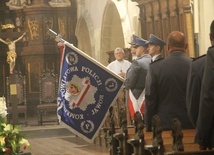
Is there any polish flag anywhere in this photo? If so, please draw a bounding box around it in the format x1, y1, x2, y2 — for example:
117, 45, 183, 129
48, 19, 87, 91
128, 89, 145, 120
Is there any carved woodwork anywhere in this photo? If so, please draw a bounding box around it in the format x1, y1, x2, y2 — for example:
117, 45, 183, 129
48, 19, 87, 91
168, 0, 179, 31
106, 109, 214, 154
145, 3, 153, 38
134, 111, 145, 154
132, 0, 195, 57
37, 70, 59, 125
152, 114, 164, 154
113, 108, 134, 155
108, 106, 118, 155
126, 111, 145, 155
171, 118, 184, 152
152, 1, 162, 37
0, 1, 77, 116
6, 71, 27, 125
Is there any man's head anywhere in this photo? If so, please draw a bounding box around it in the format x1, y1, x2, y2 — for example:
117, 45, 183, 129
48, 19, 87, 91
6, 38, 12, 44
129, 34, 141, 55
210, 20, 214, 45
114, 47, 125, 61
134, 38, 149, 57
167, 31, 187, 53
147, 34, 166, 57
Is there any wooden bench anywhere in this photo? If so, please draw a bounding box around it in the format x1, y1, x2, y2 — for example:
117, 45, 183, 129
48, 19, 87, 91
106, 107, 136, 155
106, 107, 214, 155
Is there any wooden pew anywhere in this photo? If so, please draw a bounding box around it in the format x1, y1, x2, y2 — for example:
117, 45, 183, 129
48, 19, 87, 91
143, 116, 214, 155
111, 108, 135, 155
106, 107, 214, 155
126, 111, 147, 155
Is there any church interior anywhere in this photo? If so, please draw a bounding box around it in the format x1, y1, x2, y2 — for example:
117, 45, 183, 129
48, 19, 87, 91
0, 0, 214, 154
1, 0, 211, 117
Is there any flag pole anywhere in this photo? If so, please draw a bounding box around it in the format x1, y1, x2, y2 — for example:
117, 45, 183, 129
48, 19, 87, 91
47, 29, 124, 82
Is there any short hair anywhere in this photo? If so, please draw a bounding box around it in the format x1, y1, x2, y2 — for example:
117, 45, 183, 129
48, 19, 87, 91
114, 47, 124, 54
167, 31, 186, 48
210, 20, 214, 34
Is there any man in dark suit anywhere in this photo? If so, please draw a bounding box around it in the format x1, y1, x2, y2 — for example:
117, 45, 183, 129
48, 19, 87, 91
147, 34, 166, 62
195, 20, 214, 150
186, 54, 206, 127
145, 31, 193, 131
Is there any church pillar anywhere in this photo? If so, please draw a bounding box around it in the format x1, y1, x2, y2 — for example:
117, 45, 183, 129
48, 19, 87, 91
182, 0, 195, 57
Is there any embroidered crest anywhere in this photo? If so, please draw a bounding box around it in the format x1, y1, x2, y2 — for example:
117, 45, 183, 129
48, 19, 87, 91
65, 75, 97, 111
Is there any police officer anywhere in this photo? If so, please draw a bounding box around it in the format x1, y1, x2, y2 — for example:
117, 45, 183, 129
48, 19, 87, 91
145, 31, 193, 131
125, 38, 151, 119
147, 34, 166, 62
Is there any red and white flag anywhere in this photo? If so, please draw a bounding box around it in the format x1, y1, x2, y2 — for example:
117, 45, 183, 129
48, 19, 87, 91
127, 89, 145, 120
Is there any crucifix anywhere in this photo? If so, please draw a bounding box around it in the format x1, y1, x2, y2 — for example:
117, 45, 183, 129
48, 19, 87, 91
0, 24, 25, 125
0, 25, 26, 74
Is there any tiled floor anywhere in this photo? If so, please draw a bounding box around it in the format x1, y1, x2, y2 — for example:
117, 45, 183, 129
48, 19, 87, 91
19, 116, 109, 155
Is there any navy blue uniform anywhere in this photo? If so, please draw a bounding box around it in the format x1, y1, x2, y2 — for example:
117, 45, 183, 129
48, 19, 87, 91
145, 51, 193, 131
186, 54, 206, 127
195, 46, 214, 149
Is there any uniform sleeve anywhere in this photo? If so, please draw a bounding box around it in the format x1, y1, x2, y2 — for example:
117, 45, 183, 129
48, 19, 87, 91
145, 65, 158, 131
196, 48, 214, 148
186, 62, 198, 127
124, 60, 140, 90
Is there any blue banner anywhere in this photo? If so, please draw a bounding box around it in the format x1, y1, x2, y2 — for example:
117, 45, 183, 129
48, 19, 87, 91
57, 43, 124, 143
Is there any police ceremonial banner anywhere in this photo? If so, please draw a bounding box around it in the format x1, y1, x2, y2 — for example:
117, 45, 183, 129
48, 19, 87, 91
57, 43, 124, 143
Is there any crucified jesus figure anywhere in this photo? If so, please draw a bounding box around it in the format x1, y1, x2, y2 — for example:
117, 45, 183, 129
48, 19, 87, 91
0, 32, 26, 74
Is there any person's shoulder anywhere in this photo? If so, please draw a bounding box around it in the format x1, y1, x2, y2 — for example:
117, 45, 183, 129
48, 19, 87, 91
132, 59, 139, 65
107, 60, 116, 68
193, 54, 206, 62
151, 58, 164, 65
124, 59, 131, 64
137, 54, 151, 61
108, 60, 116, 64
207, 45, 214, 53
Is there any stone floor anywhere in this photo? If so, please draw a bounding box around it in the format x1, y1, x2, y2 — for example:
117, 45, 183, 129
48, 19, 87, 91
18, 116, 109, 155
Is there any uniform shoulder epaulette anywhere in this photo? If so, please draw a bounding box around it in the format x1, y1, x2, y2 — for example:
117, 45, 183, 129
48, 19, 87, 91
151, 58, 164, 64
193, 54, 206, 61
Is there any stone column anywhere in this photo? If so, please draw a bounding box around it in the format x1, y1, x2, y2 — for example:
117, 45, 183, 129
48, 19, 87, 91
182, 0, 195, 57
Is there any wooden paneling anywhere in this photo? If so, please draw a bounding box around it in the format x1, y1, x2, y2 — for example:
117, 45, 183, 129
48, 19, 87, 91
152, 1, 162, 38
0, 1, 76, 116
133, 0, 195, 57
27, 61, 42, 93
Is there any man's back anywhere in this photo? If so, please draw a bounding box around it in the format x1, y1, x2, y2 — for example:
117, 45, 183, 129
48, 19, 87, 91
186, 55, 206, 127
145, 31, 194, 131
195, 46, 214, 149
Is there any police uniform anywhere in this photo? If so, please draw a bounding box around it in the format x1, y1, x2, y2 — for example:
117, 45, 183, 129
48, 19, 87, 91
145, 35, 193, 131
129, 34, 141, 45
148, 34, 165, 62
125, 38, 151, 99
186, 54, 206, 127
195, 45, 214, 149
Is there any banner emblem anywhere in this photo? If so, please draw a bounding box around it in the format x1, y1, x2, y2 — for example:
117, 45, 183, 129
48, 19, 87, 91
57, 44, 124, 143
